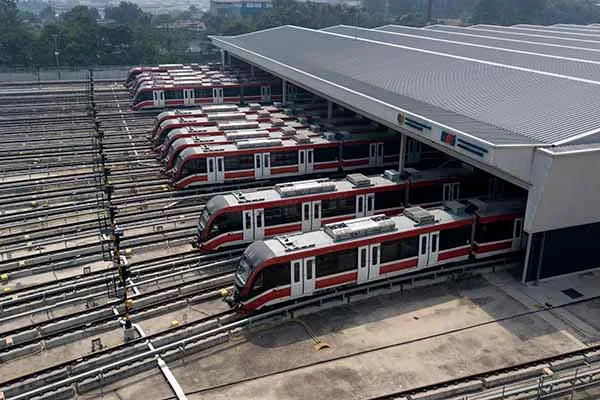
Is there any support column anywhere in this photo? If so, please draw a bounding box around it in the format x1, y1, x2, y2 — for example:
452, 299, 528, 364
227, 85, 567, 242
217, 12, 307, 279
521, 233, 533, 284
398, 132, 407, 173
282, 80, 288, 105
250, 65, 255, 78
227, 52, 231, 66
327, 100, 334, 120
220, 50, 226, 71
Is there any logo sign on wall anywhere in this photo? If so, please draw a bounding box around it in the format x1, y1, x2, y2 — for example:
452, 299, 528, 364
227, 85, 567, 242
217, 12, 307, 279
440, 130, 457, 146
397, 112, 405, 126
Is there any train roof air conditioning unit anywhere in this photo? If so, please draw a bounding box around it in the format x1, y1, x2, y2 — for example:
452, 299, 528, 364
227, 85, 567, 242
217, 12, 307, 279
292, 135, 311, 144
384, 169, 402, 183
236, 138, 283, 149
325, 215, 396, 241
275, 179, 336, 197
346, 173, 371, 187
404, 207, 435, 225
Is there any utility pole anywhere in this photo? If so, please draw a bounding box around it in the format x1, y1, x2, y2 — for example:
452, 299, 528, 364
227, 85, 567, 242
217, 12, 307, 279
52, 34, 61, 80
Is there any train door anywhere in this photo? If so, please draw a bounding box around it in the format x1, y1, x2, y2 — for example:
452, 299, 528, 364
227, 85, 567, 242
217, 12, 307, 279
357, 246, 369, 284
287, 85, 298, 101
290, 258, 316, 298
443, 183, 460, 202
260, 85, 272, 102
298, 149, 313, 174
254, 153, 271, 179
355, 194, 375, 217
183, 89, 195, 106
152, 90, 165, 107
212, 87, 224, 104
417, 232, 440, 268
368, 244, 381, 280
512, 218, 523, 250
368, 143, 384, 166
407, 139, 421, 163
301, 201, 322, 232
206, 157, 224, 184
242, 209, 265, 241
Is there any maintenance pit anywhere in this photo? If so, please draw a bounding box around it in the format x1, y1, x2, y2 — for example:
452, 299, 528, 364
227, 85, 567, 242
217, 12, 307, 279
83, 268, 600, 400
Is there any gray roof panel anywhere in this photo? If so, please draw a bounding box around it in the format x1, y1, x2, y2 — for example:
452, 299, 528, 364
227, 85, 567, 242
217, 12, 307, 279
377, 24, 600, 62
516, 24, 600, 34
324, 25, 600, 81
426, 25, 600, 51
471, 24, 600, 41
214, 26, 600, 145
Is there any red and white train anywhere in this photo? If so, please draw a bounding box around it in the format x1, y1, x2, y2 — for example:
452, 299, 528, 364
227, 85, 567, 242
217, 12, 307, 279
196, 167, 494, 251
169, 131, 401, 190
228, 198, 525, 311
125, 64, 220, 87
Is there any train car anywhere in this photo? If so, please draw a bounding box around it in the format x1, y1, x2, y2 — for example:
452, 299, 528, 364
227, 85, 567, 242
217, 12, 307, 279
195, 166, 500, 251
228, 198, 524, 311
154, 107, 296, 148
163, 127, 310, 168
169, 132, 400, 190
197, 173, 408, 250
153, 104, 243, 131
125, 64, 219, 87
132, 80, 282, 110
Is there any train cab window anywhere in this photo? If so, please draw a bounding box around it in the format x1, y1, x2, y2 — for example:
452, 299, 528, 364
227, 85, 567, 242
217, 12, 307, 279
314, 203, 320, 219
381, 237, 419, 263
245, 213, 251, 229
304, 204, 309, 220
181, 158, 207, 177
439, 226, 471, 250
252, 272, 263, 291
207, 213, 243, 240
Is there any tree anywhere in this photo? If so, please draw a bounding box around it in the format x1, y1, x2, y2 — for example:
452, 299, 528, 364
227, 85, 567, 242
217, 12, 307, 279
0, 0, 34, 64
39, 4, 55, 20
105, 1, 144, 25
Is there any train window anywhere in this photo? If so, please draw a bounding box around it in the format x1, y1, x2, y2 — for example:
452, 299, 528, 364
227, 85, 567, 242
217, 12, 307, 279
264, 204, 301, 226
314, 147, 338, 163
474, 219, 515, 243
358, 197, 364, 214
306, 259, 313, 280
343, 144, 369, 160
304, 204, 309, 220
299, 151, 305, 164
421, 236, 427, 255
360, 248, 367, 268
321, 197, 355, 218
431, 235, 437, 252
252, 272, 263, 291
256, 213, 262, 228
207, 213, 243, 240
384, 140, 401, 156
372, 247, 379, 265
378, 144, 384, 157
217, 158, 223, 172
248, 263, 290, 297
367, 196, 373, 212
208, 159, 214, 173
224, 87, 239, 98
409, 184, 443, 205
181, 158, 208, 177
375, 190, 405, 211
264, 155, 269, 168
165, 90, 182, 100
314, 203, 320, 219
308, 151, 313, 163
371, 146, 376, 157
255, 154, 261, 169
245, 213, 251, 229
245, 86, 261, 97
380, 237, 419, 263
316, 248, 358, 278
294, 263, 300, 282
224, 154, 254, 171
271, 152, 298, 167
194, 88, 211, 98
439, 226, 471, 251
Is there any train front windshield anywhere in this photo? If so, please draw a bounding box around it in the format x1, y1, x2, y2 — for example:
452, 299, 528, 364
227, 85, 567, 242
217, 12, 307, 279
197, 207, 211, 237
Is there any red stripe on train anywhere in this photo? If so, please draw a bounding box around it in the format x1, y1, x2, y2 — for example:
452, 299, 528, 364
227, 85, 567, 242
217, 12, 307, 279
379, 258, 418, 275
201, 232, 244, 251
225, 170, 254, 179
438, 246, 471, 261
315, 271, 357, 289
473, 240, 512, 253
265, 224, 302, 236
243, 287, 291, 310
271, 166, 299, 174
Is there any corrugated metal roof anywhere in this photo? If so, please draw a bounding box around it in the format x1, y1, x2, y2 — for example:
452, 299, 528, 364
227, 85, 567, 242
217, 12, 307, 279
515, 24, 600, 34
425, 25, 600, 51
470, 24, 600, 41
325, 25, 600, 81
213, 25, 600, 145
376, 24, 600, 63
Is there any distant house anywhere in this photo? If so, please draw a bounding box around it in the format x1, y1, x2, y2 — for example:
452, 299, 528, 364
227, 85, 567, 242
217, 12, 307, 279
209, 0, 272, 16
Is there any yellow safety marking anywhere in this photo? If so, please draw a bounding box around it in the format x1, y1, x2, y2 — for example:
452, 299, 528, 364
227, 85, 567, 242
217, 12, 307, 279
313, 342, 330, 351
162, 185, 169, 191
1, 274, 9, 281
2, 287, 12, 293
125, 248, 133, 255
219, 288, 230, 297
171, 320, 180, 327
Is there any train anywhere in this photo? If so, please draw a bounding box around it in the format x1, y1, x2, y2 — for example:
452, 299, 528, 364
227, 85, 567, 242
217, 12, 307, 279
168, 131, 401, 190
195, 167, 496, 251
132, 80, 282, 110
125, 64, 220, 87
227, 198, 525, 311
153, 106, 296, 149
